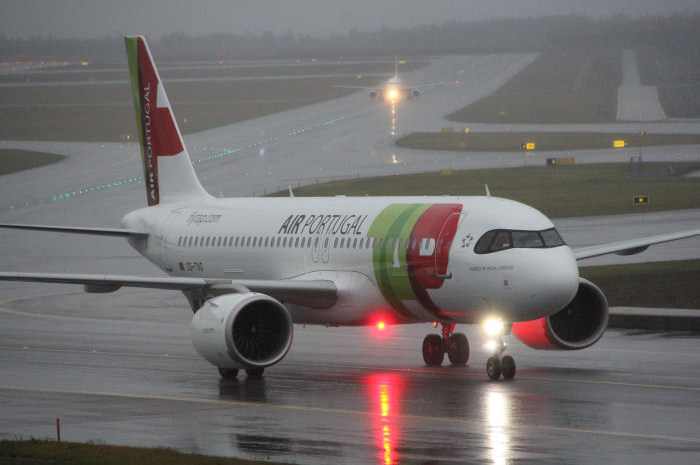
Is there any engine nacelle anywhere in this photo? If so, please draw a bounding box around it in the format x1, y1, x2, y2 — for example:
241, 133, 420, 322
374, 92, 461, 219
411, 89, 420, 97
190, 293, 293, 370
369, 90, 378, 99
511, 278, 608, 350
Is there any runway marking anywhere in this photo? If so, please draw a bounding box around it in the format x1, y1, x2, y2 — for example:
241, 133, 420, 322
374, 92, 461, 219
0, 345, 199, 361
0, 384, 698, 445
517, 375, 700, 392
0, 293, 185, 326
1, 343, 698, 392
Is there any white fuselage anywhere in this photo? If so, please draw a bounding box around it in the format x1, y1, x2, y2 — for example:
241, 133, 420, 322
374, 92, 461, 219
122, 195, 579, 326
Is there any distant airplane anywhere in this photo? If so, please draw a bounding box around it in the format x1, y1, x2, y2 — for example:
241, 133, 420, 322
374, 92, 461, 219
2, 36, 699, 381
337, 56, 428, 101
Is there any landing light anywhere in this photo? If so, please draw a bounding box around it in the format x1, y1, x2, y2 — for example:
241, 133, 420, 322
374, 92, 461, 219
483, 318, 504, 337
387, 89, 398, 100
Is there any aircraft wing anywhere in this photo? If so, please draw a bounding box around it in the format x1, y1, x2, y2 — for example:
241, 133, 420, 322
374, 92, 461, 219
573, 229, 700, 260
0, 272, 337, 308
334, 85, 376, 90
0, 223, 148, 238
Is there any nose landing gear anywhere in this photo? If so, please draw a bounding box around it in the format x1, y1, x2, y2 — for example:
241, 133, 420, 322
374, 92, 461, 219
484, 320, 516, 381
422, 323, 470, 367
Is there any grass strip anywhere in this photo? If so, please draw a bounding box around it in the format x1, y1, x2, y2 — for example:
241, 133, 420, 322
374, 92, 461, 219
0, 439, 282, 465
395, 132, 700, 152
581, 259, 700, 309
0, 149, 65, 175
447, 50, 621, 124
272, 162, 700, 218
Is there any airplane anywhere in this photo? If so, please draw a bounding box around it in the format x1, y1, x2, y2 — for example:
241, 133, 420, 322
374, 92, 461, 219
1, 36, 699, 381
337, 56, 426, 101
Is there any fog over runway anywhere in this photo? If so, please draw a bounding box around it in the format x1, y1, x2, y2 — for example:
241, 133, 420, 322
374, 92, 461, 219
1, 52, 699, 462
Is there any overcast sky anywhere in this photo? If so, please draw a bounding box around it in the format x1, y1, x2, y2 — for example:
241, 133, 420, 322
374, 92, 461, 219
2, 0, 699, 39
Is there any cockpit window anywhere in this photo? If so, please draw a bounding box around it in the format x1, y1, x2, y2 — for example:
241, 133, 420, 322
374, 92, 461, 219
512, 231, 544, 248
540, 228, 565, 247
475, 228, 565, 254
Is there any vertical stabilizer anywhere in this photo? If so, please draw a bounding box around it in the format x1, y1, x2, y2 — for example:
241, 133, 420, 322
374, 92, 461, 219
394, 56, 399, 79
125, 35, 210, 206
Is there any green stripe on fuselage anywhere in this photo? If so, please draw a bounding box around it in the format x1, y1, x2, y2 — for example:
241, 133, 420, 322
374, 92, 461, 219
368, 203, 431, 318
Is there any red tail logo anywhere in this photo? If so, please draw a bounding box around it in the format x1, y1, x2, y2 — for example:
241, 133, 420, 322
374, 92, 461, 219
135, 37, 183, 205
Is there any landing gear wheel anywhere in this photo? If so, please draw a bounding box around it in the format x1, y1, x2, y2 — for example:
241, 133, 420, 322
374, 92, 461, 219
218, 368, 239, 379
245, 368, 265, 378
501, 356, 516, 380
486, 356, 501, 380
422, 334, 445, 366
447, 333, 469, 366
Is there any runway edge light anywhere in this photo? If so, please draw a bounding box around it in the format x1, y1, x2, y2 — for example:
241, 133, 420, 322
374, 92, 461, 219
634, 196, 649, 205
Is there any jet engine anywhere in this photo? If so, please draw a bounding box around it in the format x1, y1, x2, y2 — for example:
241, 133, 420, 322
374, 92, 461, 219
191, 293, 293, 370
369, 90, 378, 99
511, 278, 608, 350
411, 89, 420, 98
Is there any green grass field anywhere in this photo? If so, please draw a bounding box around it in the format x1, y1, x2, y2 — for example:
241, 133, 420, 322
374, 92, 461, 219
0, 149, 65, 175
396, 132, 700, 152
0, 60, 424, 142
447, 50, 621, 124
580, 260, 700, 309
272, 162, 700, 219
0, 439, 281, 465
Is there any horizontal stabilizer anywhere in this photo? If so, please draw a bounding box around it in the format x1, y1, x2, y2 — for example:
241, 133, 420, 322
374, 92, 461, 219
0, 223, 149, 238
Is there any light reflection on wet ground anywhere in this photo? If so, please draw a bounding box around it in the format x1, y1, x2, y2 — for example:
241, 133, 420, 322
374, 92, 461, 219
1, 294, 699, 464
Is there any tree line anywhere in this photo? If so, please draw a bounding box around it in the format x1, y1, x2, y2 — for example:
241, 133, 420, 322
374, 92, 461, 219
1, 13, 697, 61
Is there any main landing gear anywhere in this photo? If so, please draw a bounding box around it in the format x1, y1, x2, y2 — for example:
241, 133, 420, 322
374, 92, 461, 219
484, 320, 516, 381
422, 323, 470, 367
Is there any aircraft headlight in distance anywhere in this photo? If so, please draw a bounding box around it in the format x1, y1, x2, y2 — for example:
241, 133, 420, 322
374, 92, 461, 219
388, 88, 399, 100
483, 318, 504, 337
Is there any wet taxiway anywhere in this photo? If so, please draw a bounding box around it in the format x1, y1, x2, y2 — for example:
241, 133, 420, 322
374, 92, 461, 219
1, 290, 699, 463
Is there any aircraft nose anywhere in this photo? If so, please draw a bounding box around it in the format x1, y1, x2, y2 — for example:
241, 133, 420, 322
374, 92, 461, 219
532, 247, 579, 309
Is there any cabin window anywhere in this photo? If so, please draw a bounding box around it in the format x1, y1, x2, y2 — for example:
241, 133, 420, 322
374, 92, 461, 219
419, 238, 436, 256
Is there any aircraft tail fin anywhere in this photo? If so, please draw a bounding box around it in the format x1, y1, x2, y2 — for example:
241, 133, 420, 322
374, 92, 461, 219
394, 56, 399, 78
124, 35, 210, 206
